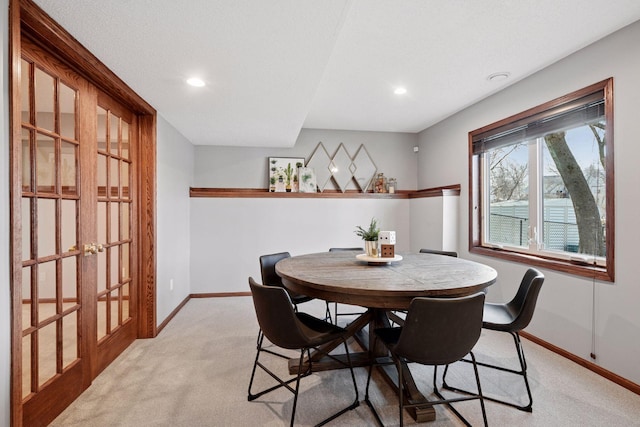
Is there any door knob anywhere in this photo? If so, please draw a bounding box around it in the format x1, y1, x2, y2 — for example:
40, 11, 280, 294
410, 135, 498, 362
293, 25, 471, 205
83, 243, 105, 256
83, 243, 97, 256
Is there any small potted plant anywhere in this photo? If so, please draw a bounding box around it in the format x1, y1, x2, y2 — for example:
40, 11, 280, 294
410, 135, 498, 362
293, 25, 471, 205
284, 163, 294, 192
355, 217, 380, 257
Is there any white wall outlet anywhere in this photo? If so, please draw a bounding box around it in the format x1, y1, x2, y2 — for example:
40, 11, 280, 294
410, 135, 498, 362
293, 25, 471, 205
169, 279, 174, 291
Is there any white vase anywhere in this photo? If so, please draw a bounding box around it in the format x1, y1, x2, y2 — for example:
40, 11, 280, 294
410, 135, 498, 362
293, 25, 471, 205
365, 240, 379, 257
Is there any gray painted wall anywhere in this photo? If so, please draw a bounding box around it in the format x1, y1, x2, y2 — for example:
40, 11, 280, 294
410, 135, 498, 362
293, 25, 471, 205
193, 128, 418, 191
417, 20, 640, 384
156, 115, 194, 323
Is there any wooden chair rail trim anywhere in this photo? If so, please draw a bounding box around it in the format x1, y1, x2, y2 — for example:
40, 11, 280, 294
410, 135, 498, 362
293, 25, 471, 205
189, 185, 461, 199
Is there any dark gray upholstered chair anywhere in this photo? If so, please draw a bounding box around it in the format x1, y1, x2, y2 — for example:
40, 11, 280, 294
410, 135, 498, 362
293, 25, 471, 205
443, 268, 545, 412
365, 293, 488, 427
328, 247, 365, 325
260, 252, 331, 321
419, 248, 459, 257
247, 278, 359, 427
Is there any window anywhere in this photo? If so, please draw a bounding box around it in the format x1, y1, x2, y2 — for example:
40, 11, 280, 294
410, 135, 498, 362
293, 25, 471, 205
469, 79, 614, 281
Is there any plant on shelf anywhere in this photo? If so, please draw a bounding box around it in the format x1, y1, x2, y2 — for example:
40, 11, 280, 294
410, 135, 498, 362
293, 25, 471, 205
284, 163, 294, 192
355, 218, 380, 257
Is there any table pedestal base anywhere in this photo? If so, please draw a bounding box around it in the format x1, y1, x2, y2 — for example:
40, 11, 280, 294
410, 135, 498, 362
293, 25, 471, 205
288, 308, 436, 423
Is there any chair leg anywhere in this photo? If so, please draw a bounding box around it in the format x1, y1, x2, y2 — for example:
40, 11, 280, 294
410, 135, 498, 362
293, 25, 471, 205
255, 328, 262, 348
397, 358, 405, 427
325, 301, 333, 324
441, 331, 533, 412
249, 333, 358, 426
333, 302, 365, 326
511, 331, 533, 411
367, 350, 488, 426
433, 366, 472, 427
432, 357, 487, 427
289, 349, 306, 427
315, 338, 360, 427
469, 352, 489, 427
248, 333, 304, 402
364, 337, 385, 427
247, 333, 264, 400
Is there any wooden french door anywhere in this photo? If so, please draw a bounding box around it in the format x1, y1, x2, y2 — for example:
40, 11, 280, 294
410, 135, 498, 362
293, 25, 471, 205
94, 92, 138, 374
16, 38, 138, 426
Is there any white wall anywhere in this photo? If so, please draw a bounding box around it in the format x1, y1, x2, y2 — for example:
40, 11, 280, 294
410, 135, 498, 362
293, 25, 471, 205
416, 20, 640, 384
409, 195, 460, 253
1, 0, 11, 423
156, 115, 194, 323
194, 128, 419, 191
190, 197, 410, 294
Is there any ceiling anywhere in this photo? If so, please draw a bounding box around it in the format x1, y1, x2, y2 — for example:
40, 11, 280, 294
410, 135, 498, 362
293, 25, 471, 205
33, 0, 640, 148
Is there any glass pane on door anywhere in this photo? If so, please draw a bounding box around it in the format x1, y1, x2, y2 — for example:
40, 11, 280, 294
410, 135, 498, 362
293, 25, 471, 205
96, 106, 133, 338
59, 81, 76, 140
61, 141, 78, 195
34, 67, 55, 132
22, 335, 31, 399
21, 198, 31, 261
36, 134, 55, 193
22, 128, 32, 192
37, 199, 56, 258
97, 106, 107, 152
38, 322, 57, 387
62, 312, 79, 369
61, 200, 77, 254
37, 261, 56, 323
21, 59, 31, 123
20, 54, 83, 403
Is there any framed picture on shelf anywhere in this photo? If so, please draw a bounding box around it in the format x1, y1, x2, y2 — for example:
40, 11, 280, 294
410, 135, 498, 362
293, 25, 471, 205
297, 167, 317, 193
268, 157, 305, 192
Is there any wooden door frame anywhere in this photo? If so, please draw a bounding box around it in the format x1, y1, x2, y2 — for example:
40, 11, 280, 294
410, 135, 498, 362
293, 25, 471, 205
9, 1, 158, 425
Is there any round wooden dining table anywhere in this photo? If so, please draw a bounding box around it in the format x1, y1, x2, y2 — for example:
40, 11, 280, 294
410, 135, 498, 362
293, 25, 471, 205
276, 250, 497, 309
276, 250, 497, 423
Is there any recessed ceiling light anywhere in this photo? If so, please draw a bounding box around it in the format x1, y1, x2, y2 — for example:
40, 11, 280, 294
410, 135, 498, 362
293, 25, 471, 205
487, 72, 510, 82
186, 77, 206, 87
394, 87, 407, 95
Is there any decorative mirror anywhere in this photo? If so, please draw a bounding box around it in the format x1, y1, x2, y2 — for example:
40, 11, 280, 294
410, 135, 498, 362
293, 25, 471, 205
330, 144, 354, 192
306, 142, 332, 192
352, 145, 377, 192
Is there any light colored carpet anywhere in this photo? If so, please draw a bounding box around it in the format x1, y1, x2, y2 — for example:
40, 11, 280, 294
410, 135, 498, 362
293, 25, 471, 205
51, 297, 640, 426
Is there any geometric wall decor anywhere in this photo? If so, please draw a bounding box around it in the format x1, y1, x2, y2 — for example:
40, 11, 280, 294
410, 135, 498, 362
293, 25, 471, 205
330, 143, 354, 192
351, 145, 377, 192
307, 142, 377, 193
306, 142, 333, 192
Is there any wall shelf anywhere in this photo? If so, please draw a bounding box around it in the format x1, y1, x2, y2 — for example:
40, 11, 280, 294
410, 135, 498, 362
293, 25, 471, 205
189, 185, 460, 199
